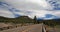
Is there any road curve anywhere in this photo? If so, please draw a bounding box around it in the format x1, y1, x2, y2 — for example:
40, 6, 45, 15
0, 24, 43, 32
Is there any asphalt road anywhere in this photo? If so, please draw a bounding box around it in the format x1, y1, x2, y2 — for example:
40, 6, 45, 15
0, 24, 43, 32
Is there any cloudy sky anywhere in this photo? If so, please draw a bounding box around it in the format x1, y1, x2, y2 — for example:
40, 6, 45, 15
0, 0, 60, 20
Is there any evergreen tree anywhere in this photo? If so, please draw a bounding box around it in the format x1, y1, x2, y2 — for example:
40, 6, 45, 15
34, 16, 37, 24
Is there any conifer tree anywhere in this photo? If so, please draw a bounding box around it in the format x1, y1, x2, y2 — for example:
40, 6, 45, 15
34, 16, 37, 24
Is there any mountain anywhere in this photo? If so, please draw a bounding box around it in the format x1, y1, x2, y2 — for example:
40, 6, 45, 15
34, 14, 60, 23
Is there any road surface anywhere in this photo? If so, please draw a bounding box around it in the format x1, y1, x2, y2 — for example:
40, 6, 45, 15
0, 24, 43, 32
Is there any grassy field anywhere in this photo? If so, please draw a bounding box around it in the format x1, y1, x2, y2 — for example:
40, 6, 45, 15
55, 25, 60, 32
45, 25, 60, 32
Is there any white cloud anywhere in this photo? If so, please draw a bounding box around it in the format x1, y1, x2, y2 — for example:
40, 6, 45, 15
0, 8, 15, 18
0, 0, 60, 19
3, 0, 53, 10
26, 10, 60, 19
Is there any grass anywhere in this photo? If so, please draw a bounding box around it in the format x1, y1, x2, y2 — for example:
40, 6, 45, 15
55, 25, 60, 32
55, 25, 60, 28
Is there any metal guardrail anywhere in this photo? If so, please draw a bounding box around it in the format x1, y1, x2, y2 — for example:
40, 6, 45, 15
43, 26, 46, 32
42, 23, 46, 32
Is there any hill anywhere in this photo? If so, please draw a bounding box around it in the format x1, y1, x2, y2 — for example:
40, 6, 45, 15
0, 16, 60, 25
0, 16, 34, 24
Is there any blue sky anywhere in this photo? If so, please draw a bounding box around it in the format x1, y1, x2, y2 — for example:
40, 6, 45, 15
0, 0, 60, 20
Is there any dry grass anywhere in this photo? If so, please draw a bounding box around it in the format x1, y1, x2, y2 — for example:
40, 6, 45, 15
0, 24, 42, 32
0, 23, 34, 31
55, 25, 60, 32
0, 23, 12, 28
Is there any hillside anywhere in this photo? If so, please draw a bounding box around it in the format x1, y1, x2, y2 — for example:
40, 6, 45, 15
0, 16, 34, 24
0, 16, 60, 25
